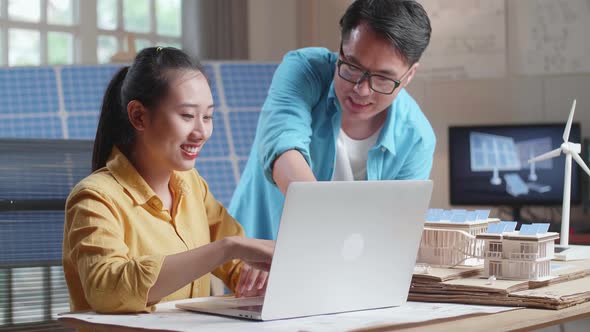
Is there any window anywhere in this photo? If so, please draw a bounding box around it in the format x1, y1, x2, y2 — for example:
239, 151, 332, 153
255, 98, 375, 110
0, 0, 182, 66
0, 0, 77, 66
95, 0, 182, 63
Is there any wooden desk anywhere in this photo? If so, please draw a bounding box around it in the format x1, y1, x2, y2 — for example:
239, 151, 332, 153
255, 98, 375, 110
59, 301, 590, 332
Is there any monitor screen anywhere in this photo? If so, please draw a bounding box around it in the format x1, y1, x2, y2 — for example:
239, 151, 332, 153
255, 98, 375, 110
449, 123, 582, 205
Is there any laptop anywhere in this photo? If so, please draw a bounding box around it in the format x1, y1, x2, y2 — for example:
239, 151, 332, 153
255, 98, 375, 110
177, 180, 433, 321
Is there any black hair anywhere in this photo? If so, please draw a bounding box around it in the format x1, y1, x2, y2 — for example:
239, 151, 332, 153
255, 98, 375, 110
92, 47, 206, 171
339, 0, 431, 65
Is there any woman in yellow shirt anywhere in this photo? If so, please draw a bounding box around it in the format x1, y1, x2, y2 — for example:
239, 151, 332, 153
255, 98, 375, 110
62, 47, 273, 314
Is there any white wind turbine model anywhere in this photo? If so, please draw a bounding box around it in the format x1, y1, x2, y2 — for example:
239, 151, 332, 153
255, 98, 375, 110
528, 100, 590, 261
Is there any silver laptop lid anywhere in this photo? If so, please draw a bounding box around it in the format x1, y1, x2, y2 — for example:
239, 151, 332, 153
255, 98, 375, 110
261, 180, 433, 320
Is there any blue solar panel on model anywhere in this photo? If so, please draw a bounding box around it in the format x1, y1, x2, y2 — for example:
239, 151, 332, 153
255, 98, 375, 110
61, 65, 124, 112
229, 111, 260, 157
67, 113, 100, 139
0, 116, 63, 138
198, 112, 230, 158
0, 211, 65, 264
220, 64, 277, 108
203, 64, 220, 106
0, 67, 59, 115
195, 160, 235, 207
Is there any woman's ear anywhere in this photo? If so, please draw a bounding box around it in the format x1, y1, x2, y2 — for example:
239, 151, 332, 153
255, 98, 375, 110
127, 100, 148, 131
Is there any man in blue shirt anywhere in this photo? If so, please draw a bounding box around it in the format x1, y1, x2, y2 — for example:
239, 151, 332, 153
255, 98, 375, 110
229, 0, 435, 239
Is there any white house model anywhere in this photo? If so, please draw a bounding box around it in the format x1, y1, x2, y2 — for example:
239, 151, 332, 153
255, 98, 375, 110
476, 222, 559, 281
417, 209, 500, 267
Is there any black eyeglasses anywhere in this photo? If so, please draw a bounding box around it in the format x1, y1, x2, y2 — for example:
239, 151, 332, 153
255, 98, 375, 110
337, 49, 411, 95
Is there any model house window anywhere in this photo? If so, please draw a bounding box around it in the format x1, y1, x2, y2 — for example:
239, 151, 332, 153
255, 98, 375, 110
0, 0, 182, 66
520, 243, 537, 254
539, 243, 546, 257
489, 242, 502, 253
490, 261, 501, 276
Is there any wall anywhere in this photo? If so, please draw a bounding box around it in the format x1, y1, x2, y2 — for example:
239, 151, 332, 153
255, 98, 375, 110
248, 0, 298, 61
409, 75, 590, 219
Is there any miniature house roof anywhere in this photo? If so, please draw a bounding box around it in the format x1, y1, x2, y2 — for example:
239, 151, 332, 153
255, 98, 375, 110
478, 222, 559, 242
425, 209, 498, 229
476, 221, 517, 240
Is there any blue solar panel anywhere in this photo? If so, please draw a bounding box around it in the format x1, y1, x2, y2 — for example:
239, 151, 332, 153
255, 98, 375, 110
425, 208, 443, 222
203, 64, 220, 107
470, 132, 521, 172
61, 65, 124, 112
195, 160, 236, 207
0, 211, 65, 264
476, 210, 491, 221
67, 113, 100, 139
0, 139, 93, 201
519, 224, 539, 235
0, 116, 63, 138
229, 111, 260, 157
238, 158, 249, 176
220, 64, 277, 108
199, 112, 230, 158
0, 67, 60, 115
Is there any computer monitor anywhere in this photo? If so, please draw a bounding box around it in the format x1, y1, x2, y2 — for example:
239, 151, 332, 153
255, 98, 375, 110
449, 123, 582, 209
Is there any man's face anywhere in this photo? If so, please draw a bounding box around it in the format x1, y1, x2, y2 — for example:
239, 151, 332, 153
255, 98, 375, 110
334, 22, 417, 124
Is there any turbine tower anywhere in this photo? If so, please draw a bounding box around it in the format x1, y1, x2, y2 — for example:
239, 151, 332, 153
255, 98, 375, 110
528, 100, 590, 259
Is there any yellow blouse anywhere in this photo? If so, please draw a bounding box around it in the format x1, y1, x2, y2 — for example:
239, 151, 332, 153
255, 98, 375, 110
62, 147, 244, 313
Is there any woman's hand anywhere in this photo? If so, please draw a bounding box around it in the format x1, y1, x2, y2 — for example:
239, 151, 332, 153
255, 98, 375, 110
227, 237, 275, 271
225, 237, 275, 297
235, 263, 268, 297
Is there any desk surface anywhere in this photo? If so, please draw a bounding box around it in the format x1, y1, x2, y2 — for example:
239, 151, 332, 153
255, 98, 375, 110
60, 301, 590, 332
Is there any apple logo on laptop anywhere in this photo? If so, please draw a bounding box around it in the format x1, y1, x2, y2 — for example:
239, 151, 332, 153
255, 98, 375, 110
341, 233, 364, 261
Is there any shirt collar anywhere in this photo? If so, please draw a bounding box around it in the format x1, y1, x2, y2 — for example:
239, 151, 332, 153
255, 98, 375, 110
106, 146, 190, 206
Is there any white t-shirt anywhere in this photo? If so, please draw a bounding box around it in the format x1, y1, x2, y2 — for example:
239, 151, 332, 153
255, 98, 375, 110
332, 127, 382, 181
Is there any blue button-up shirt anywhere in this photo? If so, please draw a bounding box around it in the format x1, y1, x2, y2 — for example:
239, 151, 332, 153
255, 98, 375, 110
228, 47, 436, 240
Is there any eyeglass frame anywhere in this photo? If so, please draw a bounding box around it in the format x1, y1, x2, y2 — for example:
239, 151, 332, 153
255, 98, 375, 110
337, 45, 412, 95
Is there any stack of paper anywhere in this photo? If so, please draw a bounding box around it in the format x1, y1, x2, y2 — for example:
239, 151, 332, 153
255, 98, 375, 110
410, 260, 590, 309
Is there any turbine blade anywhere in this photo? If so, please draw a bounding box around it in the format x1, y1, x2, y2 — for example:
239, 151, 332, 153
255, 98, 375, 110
528, 148, 562, 163
572, 152, 590, 177
563, 99, 576, 142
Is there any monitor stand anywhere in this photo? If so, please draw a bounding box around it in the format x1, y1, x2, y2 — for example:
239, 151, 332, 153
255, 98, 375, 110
553, 245, 590, 261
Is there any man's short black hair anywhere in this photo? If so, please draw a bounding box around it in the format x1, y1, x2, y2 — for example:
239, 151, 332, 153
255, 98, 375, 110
339, 0, 431, 65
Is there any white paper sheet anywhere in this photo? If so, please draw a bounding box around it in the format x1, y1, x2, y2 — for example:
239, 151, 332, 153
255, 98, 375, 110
59, 298, 520, 332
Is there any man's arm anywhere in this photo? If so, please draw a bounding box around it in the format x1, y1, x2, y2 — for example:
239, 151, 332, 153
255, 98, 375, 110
256, 49, 335, 188
272, 149, 317, 195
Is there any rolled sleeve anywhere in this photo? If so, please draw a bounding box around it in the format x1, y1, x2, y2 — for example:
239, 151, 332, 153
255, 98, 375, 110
257, 50, 327, 184
65, 188, 165, 313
